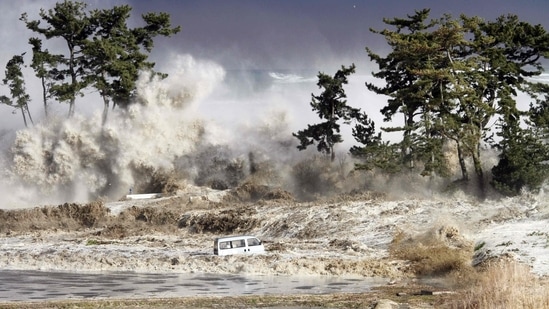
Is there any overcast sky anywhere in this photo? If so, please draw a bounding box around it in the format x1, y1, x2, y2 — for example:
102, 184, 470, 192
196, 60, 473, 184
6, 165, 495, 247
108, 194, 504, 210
121, 0, 549, 71
2, 1, 549, 72
0, 0, 548, 130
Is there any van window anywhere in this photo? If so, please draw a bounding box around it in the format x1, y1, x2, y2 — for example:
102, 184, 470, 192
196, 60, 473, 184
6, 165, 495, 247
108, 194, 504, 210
247, 238, 261, 246
219, 241, 231, 249
232, 239, 246, 248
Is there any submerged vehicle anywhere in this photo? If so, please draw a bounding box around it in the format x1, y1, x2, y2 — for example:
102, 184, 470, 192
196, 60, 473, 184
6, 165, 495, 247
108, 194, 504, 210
213, 235, 265, 256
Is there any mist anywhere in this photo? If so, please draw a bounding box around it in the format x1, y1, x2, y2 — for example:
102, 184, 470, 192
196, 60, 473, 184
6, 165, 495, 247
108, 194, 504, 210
0, 50, 362, 208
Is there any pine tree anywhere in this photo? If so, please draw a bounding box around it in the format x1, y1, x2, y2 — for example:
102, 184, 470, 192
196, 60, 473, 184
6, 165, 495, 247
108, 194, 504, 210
0, 54, 33, 127
366, 10, 549, 196
293, 64, 358, 162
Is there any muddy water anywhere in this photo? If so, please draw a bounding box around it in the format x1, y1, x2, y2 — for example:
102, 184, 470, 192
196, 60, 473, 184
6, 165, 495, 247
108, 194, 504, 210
0, 270, 386, 302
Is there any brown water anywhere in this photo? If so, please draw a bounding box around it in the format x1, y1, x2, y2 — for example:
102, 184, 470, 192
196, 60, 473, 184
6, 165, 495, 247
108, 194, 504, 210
0, 270, 386, 302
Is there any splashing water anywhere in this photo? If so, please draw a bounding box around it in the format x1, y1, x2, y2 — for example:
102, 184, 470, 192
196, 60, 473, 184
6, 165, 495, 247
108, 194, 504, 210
1, 55, 228, 207
0, 52, 456, 209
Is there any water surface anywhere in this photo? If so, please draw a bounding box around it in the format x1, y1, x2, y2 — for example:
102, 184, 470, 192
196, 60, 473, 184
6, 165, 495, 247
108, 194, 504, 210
0, 270, 385, 302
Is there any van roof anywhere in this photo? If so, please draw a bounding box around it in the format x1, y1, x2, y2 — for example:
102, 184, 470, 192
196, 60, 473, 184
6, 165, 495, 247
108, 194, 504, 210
214, 235, 259, 241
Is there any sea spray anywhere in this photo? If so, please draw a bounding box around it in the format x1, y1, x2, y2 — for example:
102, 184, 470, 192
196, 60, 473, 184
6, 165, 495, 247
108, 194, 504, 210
1, 53, 374, 208
1, 55, 226, 207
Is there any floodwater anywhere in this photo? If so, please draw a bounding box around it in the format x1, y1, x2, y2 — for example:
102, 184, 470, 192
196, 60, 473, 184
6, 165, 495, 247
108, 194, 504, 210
0, 270, 385, 302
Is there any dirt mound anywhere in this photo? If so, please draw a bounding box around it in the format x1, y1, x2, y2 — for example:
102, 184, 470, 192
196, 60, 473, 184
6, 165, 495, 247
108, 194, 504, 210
0, 193, 264, 238
0, 201, 109, 233
262, 188, 295, 201
121, 206, 180, 226
93, 224, 130, 239
329, 239, 369, 253
141, 171, 186, 195
225, 182, 294, 202
99, 204, 185, 236
389, 225, 474, 278
178, 206, 260, 234
0, 197, 189, 237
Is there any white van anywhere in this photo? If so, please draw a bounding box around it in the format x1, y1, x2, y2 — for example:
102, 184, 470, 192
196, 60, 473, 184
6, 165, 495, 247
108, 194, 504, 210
213, 235, 265, 256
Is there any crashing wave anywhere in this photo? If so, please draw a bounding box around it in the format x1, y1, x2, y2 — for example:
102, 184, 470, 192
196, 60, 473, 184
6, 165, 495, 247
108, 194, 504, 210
2, 54, 226, 207
268, 72, 316, 84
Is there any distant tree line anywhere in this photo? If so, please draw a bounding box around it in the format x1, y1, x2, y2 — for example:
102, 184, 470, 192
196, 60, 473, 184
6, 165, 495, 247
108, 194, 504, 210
294, 9, 549, 197
0, 0, 180, 125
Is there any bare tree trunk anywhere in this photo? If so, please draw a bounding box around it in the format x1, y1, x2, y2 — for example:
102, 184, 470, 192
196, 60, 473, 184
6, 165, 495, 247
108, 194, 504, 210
68, 45, 76, 118
471, 144, 485, 198
331, 102, 335, 162
102, 95, 109, 126
25, 104, 34, 126
456, 140, 469, 181
41, 76, 48, 118
20, 106, 28, 128
403, 112, 415, 168
68, 99, 75, 118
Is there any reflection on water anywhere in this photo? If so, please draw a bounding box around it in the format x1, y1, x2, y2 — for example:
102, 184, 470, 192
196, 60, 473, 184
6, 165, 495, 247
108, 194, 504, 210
0, 270, 386, 302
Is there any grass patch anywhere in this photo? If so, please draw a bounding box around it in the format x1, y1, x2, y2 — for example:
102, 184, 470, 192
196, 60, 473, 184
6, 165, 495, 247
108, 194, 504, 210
86, 239, 100, 246
389, 228, 474, 278
389, 228, 549, 308
85, 239, 113, 246
448, 259, 549, 308
474, 241, 485, 251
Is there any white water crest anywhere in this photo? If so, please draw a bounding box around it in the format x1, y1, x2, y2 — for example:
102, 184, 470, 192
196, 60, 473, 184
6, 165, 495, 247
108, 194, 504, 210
1, 55, 227, 208
268, 72, 316, 83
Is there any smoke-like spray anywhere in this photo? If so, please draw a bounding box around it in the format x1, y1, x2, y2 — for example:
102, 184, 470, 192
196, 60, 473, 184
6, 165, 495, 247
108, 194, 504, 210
0, 52, 335, 208
1, 55, 230, 208
0, 51, 468, 209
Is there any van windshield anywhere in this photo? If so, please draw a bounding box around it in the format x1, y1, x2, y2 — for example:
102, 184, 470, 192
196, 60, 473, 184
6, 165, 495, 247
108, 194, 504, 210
247, 238, 261, 246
